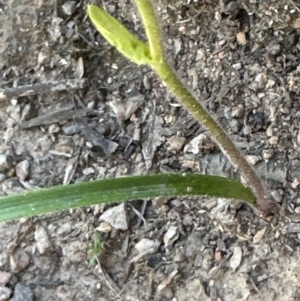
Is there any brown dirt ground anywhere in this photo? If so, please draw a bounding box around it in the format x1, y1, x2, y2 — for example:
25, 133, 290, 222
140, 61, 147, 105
1, 0, 300, 300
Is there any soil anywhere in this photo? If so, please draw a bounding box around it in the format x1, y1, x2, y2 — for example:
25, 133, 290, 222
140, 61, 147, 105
1, 0, 300, 300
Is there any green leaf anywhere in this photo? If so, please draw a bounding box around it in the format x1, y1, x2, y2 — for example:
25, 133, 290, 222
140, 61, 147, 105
87, 5, 152, 65
0, 174, 255, 222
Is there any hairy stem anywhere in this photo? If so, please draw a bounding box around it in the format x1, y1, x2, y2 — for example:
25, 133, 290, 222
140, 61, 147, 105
134, 0, 165, 62
154, 62, 275, 214
134, 0, 276, 215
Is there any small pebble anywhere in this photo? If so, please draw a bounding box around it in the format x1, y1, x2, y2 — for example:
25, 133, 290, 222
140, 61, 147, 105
62, 122, 79, 135
21, 103, 37, 122
292, 17, 300, 29
10, 99, 18, 106
292, 178, 300, 189
253, 228, 266, 244
236, 32, 247, 45
232, 63, 242, 70
96, 222, 112, 233
171, 199, 182, 207
0, 287, 11, 301
143, 75, 151, 89
108, 93, 144, 121
34, 225, 51, 254
271, 190, 283, 203
246, 155, 260, 166
55, 141, 73, 155
0, 271, 11, 285
87, 101, 95, 109
62, 1, 76, 15
13, 283, 33, 301
160, 204, 170, 213
15, 160, 29, 181
267, 42, 281, 56
86, 141, 93, 148
99, 203, 128, 231
82, 167, 95, 176
10, 249, 30, 273
231, 104, 244, 118
48, 124, 60, 134
0, 173, 5, 183
0, 155, 11, 172
135, 238, 160, 254
218, 39, 226, 46
167, 136, 186, 152
296, 130, 300, 146
262, 149, 274, 160
75, 57, 84, 79
152, 197, 169, 210
215, 251, 222, 261
266, 126, 273, 137
163, 226, 179, 248
184, 133, 215, 155
230, 246, 242, 271
269, 136, 278, 145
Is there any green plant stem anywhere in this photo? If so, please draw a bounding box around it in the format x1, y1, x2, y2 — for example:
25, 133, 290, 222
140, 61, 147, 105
153, 62, 275, 214
134, 0, 276, 215
134, 0, 165, 62
0, 174, 254, 222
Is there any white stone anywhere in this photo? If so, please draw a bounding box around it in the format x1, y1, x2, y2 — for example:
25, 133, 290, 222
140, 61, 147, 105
232, 63, 242, 70
0, 287, 11, 301
262, 149, 273, 160
82, 167, 95, 175
163, 226, 179, 248
167, 136, 186, 152
271, 190, 283, 203
99, 203, 128, 231
292, 178, 300, 189
16, 160, 29, 181
253, 229, 266, 244
230, 246, 242, 271
246, 155, 260, 166
0, 155, 9, 172
96, 222, 112, 233
34, 225, 51, 254
135, 238, 160, 254
0, 174, 5, 183
184, 133, 215, 155
0, 271, 11, 285
269, 136, 278, 145
62, 1, 76, 15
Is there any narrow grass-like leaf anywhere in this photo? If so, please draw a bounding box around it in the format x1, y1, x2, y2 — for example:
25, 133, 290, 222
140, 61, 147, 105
0, 174, 255, 222
87, 5, 152, 64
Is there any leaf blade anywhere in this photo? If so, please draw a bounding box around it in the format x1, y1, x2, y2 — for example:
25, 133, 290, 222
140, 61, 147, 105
87, 5, 152, 64
0, 174, 255, 222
